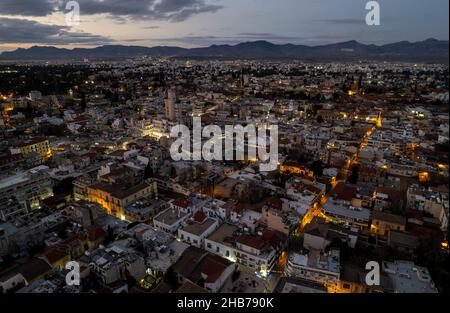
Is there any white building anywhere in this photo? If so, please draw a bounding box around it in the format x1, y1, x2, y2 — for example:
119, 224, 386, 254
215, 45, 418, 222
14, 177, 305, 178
382, 260, 438, 293
286, 249, 340, 287
204, 224, 280, 275
178, 211, 219, 248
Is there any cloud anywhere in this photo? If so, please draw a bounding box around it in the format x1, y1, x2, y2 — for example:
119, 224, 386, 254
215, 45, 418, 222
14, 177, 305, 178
0, 0, 56, 16
0, 0, 223, 22
0, 17, 111, 44
152, 35, 240, 46
142, 25, 161, 30
322, 18, 365, 25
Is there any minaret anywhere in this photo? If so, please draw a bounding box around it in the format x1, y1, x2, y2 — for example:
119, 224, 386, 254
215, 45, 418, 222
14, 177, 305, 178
165, 88, 176, 121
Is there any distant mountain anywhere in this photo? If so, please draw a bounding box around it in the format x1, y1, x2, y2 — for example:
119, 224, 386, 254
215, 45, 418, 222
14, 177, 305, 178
0, 39, 448, 63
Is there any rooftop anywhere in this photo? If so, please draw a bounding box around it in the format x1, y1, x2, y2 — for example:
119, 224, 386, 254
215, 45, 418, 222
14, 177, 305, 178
323, 201, 371, 222
153, 206, 189, 226
382, 260, 437, 293
181, 217, 217, 236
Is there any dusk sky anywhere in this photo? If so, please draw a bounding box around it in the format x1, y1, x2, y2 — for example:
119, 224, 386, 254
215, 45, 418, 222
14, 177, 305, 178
0, 0, 448, 52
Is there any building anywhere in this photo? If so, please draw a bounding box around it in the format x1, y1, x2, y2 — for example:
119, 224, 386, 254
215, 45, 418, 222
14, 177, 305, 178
178, 211, 219, 248
65, 201, 104, 228
28, 90, 42, 101
260, 198, 298, 235
165, 88, 177, 121
172, 246, 234, 292
373, 187, 406, 211
0, 165, 53, 211
17, 138, 51, 159
199, 255, 234, 292
0, 257, 52, 293
124, 198, 167, 223
73, 174, 98, 201
286, 249, 340, 290
204, 224, 281, 275
337, 262, 394, 293
0, 216, 47, 257
0, 197, 27, 222
80, 245, 146, 285
153, 202, 192, 234
382, 261, 438, 293
87, 180, 157, 218
275, 277, 327, 293
406, 184, 449, 231
370, 211, 407, 236
303, 217, 358, 250
323, 201, 371, 229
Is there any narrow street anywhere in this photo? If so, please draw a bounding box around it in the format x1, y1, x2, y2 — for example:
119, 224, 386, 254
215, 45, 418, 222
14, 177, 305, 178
300, 122, 379, 232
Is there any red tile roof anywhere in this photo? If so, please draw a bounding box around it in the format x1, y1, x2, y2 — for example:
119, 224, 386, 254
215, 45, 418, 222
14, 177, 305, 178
374, 187, 405, 201
193, 211, 207, 223
236, 234, 268, 251
200, 255, 232, 283
265, 197, 283, 210
41, 248, 69, 264
330, 183, 357, 202
173, 198, 189, 209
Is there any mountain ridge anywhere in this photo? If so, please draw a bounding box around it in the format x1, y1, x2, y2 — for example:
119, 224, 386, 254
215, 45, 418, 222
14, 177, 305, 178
0, 39, 448, 63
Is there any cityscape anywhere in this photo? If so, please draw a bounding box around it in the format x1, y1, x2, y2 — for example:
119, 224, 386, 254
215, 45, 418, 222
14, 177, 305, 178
0, 0, 449, 297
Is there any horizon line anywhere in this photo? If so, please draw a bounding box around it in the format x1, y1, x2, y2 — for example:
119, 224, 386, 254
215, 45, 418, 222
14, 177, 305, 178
2, 37, 449, 53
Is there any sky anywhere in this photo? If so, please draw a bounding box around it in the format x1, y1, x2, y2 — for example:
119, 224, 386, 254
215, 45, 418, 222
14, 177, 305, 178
0, 0, 448, 52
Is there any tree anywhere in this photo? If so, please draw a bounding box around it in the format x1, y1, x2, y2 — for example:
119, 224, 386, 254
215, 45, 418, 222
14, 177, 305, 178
165, 268, 179, 289
104, 225, 115, 245
348, 165, 359, 184
310, 160, 324, 177
232, 269, 241, 282
287, 234, 304, 253
80, 93, 87, 111
53, 177, 74, 196
125, 269, 137, 289
144, 163, 154, 179
415, 238, 449, 293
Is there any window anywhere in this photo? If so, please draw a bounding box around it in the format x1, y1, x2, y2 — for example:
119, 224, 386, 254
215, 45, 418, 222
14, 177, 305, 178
343, 283, 350, 289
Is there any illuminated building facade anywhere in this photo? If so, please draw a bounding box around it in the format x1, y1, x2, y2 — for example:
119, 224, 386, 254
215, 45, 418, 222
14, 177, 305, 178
87, 180, 158, 219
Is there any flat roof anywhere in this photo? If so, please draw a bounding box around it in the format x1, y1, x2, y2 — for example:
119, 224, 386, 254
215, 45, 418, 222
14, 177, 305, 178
323, 202, 371, 222
181, 218, 217, 236
0, 165, 49, 190
154, 207, 189, 226
207, 223, 239, 245
383, 261, 437, 293
125, 199, 165, 214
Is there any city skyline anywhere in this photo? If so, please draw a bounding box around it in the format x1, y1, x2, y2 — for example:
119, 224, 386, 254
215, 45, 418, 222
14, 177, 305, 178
0, 0, 449, 53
